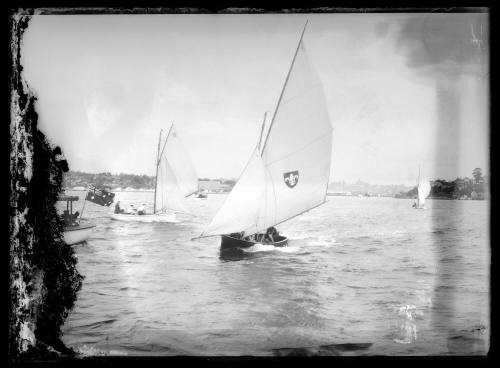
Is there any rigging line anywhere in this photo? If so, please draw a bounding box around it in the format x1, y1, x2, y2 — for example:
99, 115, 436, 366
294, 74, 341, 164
272, 199, 327, 229
153, 129, 163, 213
261, 20, 309, 155
264, 128, 333, 166
246, 198, 328, 237
158, 122, 174, 165
257, 111, 268, 153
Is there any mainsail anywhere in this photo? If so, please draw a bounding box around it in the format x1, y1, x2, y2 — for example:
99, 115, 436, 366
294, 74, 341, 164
415, 167, 431, 208
417, 179, 431, 208
201, 25, 332, 237
154, 124, 198, 214
162, 124, 199, 197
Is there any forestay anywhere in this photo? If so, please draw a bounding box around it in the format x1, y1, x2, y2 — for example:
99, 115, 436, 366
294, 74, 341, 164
201, 39, 332, 237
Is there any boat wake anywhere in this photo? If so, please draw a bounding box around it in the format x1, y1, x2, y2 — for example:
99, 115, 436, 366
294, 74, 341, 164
111, 213, 179, 223
281, 233, 309, 240
243, 243, 301, 253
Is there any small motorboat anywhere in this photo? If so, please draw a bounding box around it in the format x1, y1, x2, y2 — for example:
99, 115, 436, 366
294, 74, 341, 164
58, 195, 95, 245
63, 222, 95, 245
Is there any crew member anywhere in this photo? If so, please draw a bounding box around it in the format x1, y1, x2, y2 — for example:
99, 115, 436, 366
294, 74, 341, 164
126, 204, 136, 214
72, 211, 80, 226
62, 210, 71, 226
137, 203, 146, 215
265, 227, 278, 243
114, 201, 124, 214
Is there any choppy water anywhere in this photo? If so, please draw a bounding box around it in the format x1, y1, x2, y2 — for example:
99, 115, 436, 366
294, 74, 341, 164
60, 192, 490, 356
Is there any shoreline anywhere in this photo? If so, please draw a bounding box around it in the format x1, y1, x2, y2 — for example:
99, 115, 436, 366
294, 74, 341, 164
64, 188, 229, 194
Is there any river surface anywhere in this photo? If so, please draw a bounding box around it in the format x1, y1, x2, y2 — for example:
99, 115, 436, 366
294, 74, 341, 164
60, 192, 490, 356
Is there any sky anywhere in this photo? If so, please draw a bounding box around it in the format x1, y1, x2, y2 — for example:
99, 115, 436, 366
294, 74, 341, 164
20, 12, 489, 185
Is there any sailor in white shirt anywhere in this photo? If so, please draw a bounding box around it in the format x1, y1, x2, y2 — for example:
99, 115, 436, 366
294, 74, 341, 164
137, 203, 146, 215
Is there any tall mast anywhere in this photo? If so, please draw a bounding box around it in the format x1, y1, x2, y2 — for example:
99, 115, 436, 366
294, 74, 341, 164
156, 122, 175, 213
153, 129, 163, 213
260, 20, 309, 155
257, 111, 268, 153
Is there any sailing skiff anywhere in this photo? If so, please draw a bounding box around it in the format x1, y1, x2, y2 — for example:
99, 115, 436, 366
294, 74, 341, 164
413, 167, 431, 209
196, 21, 333, 253
111, 123, 198, 222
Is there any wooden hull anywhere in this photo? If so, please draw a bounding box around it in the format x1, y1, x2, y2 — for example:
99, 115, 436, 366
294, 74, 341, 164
220, 234, 288, 251
111, 212, 178, 223
63, 223, 95, 245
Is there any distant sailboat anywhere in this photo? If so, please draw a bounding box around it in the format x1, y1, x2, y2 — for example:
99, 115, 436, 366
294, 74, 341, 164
195, 21, 333, 253
413, 167, 431, 209
112, 124, 198, 222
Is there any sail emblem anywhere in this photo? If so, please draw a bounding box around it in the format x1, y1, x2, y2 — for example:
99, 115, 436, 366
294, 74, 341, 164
284, 171, 299, 188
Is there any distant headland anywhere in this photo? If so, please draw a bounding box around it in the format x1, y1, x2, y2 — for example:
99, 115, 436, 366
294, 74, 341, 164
328, 168, 488, 200
63, 167, 488, 200
63, 171, 236, 193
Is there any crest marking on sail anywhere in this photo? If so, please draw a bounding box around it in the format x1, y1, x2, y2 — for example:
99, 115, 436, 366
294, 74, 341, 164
283, 171, 299, 188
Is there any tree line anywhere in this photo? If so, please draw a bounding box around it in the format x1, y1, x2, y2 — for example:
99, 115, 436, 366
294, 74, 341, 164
395, 168, 488, 200
63, 171, 236, 190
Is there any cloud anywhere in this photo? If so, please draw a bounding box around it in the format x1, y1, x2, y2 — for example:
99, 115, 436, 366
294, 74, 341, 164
395, 13, 488, 79
389, 13, 489, 182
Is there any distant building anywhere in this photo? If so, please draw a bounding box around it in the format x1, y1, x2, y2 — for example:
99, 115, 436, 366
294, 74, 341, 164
198, 179, 223, 193
219, 183, 233, 192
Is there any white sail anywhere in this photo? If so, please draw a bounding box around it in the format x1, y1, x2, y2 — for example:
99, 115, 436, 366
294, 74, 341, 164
202, 149, 266, 236
258, 40, 332, 231
417, 179, 431, 208
154, 125, 198, 214
162, 124, 199, 197
155, 152, 189, 214
201, 37, 332, 237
